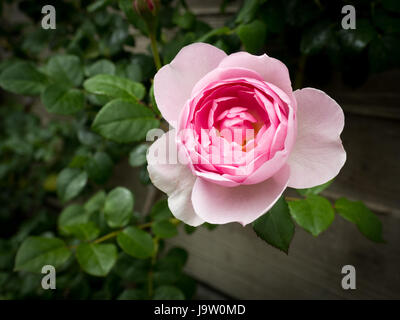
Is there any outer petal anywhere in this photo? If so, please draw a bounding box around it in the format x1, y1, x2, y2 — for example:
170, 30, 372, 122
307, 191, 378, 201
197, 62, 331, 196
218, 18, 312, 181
191, 164, 290, 225
217, 52, 296, 109
287, 88, 346, 189
154, 43, 227, 126
147, 130, 204, 226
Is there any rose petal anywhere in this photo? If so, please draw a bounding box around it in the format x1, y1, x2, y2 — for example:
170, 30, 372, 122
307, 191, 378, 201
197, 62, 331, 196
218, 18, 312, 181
191, 164, 290, 225
287, 88, 346, 189
147, 129, 204, 226
154, 43, 227, 126
218, 52, 296, 109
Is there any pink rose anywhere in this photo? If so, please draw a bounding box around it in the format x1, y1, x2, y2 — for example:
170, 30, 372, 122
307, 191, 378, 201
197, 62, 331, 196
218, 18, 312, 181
147, 43, 346, 226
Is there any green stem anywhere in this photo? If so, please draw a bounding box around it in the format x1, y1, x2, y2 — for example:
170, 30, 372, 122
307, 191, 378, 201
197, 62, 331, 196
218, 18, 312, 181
68, 221, 156, 249
149, 32, 162, 71
93, 229, 121, 244
294, 55, 307, 90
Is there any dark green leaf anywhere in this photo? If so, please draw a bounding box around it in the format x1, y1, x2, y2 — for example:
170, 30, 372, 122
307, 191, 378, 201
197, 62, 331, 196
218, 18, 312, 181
300, 23, 334, 55
84, 190, 106, 214
57, 168, 88, 202
297, 180, 333, 197
338, 19, 376, 53
150, 199, 173, 221
129, 144, 149, 167
184, 224, 196, 234
84, 74, 145, 101
85, 59, 116, 77
41, 84, 85, 115
288, 195, 335, 236
118, 289, 146, 300
252, 197, 295, 253
76, 243, 117, 277
335, 198, 384, 243
92, 99, 159, 143
0, 62, 48, 95
176, 273, 196, 299
235, 0, 260, 24
46, 54, 83, 87
173, 11, 196, 30
237, 20, 267, 53
104, 187, 134, 228
153, 285, 185, 300
15, 237, 71, 273
382, 0, 400, 13
65, 222, 100, 241
87, 0, 109, 12
158, 247, 188, 271
116, 226, 154, 259
152, 220, 178, 239
86, 151, 113, 184
58, 204, 88, 234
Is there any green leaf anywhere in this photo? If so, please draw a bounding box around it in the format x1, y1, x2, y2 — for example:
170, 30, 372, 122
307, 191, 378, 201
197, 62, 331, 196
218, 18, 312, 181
58, 204, 88, 234
288, 195, 335, 236
84, 74, 145, 101
152, 220, 178, 239
118, 289, 146, 300
300, 23, 334, 55
104, 187, 134, 228
86, 151, 113, 184
92, 99, 159, 143
57, 168, 88, 202
129, 144, 149, 167
46, 54, 83, 87
173, 11, 196, 30
15, 237, 71, 273
76, 243, 117, 277
338, 19, 376, 53
158, 247, 188, 271
87, 0, 109, 13
252, 197, 295, 253
41, 84, 85, 115
84, 190, 106, 214
66, 222, 100, 241
237, 20, 267, 53
335, 198, 384, 243
297, 180, 333, 197
382, 0, 400, 13
373, 9, 400, 35
117, 226, 154, 259
235, 0, 260, 24
150, 199, 173, 221
368, 35, 400, 72
58, 204, 99, 241
153, 285, 185, 300
184, 224, 196, 234
0, 61, 48, 95
85, 59, 116, 77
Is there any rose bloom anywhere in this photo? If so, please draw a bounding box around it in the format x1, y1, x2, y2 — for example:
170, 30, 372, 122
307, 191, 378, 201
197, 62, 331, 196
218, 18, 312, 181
147, 43, 346, 226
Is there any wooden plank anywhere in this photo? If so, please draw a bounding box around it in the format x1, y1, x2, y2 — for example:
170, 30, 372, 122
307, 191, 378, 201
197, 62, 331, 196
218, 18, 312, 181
168, 212, 400, 299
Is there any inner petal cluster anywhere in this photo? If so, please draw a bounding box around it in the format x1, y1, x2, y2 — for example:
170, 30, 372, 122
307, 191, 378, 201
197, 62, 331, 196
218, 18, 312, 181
177, 77, 292, 186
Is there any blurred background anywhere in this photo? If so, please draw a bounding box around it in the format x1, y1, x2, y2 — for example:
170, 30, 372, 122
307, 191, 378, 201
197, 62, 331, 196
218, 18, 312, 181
0, 0, 399, 299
